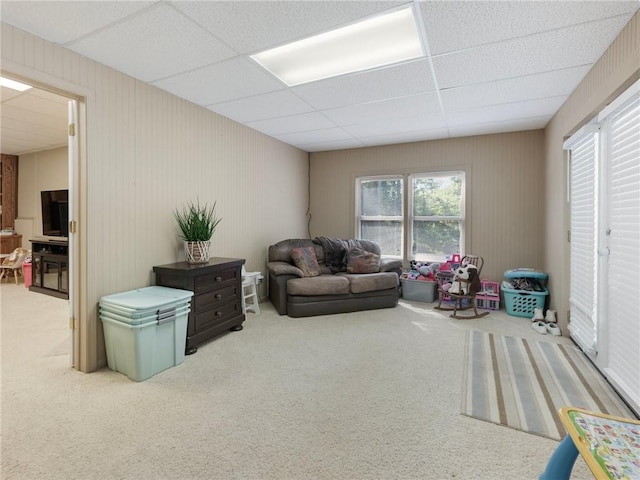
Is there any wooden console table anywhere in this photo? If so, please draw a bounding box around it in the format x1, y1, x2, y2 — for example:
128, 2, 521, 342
153, 257, 245, 354
29, 239, 69, 299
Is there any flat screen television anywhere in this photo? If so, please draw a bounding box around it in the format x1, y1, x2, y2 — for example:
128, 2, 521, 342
41, 189, 69, 237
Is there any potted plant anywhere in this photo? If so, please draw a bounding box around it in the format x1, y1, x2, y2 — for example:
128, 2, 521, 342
174, 200, 222, 264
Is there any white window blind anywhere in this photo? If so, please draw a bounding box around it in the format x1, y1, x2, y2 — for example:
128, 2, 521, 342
602, 89, 640, 410
564, 127, 599, 354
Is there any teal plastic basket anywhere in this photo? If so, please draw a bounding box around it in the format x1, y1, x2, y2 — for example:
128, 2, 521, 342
503, 287, 548, 318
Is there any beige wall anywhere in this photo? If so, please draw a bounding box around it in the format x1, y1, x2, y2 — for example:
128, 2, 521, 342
16, 146, 68, 239
1, 23, 309, 372
544, 10, 640, 334
310, 130, 546, 284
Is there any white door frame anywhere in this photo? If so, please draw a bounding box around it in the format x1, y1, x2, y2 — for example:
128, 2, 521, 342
1, 64, 89, 371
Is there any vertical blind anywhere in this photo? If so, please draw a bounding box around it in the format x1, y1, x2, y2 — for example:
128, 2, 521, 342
564, 127, 599, 354
602, 90, 640, 410
565, 79, 640, 413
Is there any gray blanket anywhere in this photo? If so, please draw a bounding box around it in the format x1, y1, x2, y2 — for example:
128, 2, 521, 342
313, 237, 348, 273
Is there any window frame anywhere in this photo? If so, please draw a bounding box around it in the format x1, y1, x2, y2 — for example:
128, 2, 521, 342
355, 170, 466, 264
408, 171, 466, 263
355, 174, 405, 259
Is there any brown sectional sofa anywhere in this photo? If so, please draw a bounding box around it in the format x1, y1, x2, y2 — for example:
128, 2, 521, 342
267, 238, 402, 317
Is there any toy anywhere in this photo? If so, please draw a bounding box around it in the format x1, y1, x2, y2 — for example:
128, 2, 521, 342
417, 263, 439, 281
449, 264, 481, 295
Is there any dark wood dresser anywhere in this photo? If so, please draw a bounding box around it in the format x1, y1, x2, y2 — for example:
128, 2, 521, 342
153, 257, 245, 354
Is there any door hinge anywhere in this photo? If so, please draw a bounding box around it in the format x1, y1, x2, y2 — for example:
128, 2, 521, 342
69, 220, 77, 234
69, 316, 77, 329
68, 123, 76, 136
567, 230, 571, 243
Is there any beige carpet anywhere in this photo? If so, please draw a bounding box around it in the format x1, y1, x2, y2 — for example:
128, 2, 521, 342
462, 330, 636, 440
1, 281, 596, 480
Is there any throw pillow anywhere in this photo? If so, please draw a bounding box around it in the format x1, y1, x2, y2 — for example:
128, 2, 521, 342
346, 247, 381, 274
290, 247, 321, 277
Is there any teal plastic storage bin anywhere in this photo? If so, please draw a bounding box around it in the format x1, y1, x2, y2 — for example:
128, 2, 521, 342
502, 269, 548, 318
99, 286, 193, 381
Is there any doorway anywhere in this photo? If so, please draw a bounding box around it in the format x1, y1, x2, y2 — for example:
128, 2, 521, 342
0, 72, 84, 369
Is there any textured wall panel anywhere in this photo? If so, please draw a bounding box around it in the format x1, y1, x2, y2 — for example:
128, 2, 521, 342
1, 22, 308, 371
310, 130, 545, 283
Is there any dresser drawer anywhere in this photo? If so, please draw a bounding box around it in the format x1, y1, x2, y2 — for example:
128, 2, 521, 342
194, 285, 239, 312
194, 300, 242, 332
194, 268, 239, 293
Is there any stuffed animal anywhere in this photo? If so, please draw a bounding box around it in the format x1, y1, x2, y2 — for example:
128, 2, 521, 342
448, 264, 481, 295
417, 263, 440, 281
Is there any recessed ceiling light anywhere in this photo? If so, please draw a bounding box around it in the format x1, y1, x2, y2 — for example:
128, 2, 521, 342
0, 76, 32, 92
251, 6, 425, 86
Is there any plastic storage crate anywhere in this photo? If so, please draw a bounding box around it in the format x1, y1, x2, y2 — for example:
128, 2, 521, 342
502, 269, 548, 318
99, 286, 194, 381
401, 278, 437, 303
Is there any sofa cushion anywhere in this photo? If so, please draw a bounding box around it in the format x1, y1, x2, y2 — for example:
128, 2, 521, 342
338, 272, 399, 294
287, 275, 350, 296
290, 247, 320, 277
346, 247, 380, 273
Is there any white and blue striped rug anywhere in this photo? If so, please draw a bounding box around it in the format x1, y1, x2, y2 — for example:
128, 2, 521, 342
462, 330, 635, 440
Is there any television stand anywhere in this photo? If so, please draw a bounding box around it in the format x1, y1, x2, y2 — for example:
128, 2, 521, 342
29, 239, 69, 299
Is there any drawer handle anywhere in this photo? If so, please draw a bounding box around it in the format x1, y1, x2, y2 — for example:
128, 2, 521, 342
215, 311, 222, 317
215, 276, 222, 282
215, 294, 222, 300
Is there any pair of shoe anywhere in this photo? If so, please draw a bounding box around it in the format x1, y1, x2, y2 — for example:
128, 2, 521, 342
532, 307, 556, 324
531, 320, 561, 336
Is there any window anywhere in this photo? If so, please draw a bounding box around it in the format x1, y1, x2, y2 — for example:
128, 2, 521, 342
356, 171, 465, 262
410, 172, 465, 262
356, 176, 404, 257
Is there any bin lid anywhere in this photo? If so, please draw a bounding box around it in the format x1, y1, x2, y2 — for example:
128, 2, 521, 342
100, 304, 190, 326
504, 268, 548, 280
99, 286, 193, 318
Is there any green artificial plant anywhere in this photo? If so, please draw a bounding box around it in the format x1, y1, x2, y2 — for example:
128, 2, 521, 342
174, 199, 222, 242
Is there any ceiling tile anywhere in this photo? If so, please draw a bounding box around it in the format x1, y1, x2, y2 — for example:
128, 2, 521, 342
446, 96, 567, 127
342, 113, 449, 137
275, 127, 354, 145
297, 138, 367, 153
433, 15, 632, 89
1, 1, 637, 153
172, 0, 406, 54
322, 92, 442, 126
0, 1, 154, 44
153, 57, 284, 106
448, 116, 552, 138
421, 1, 639, 55
247, 112, 337, 136
441, 66, 591, 111
67, 3, 236, 82
210, 90, 314, 124
292, 58, 436, 110
360, 128, 451, 147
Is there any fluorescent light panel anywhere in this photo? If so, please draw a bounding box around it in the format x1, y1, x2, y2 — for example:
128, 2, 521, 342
251, 7, 425, 86
0, 76, 32, 91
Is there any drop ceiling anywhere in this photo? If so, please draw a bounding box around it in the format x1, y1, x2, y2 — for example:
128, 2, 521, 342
1, 1, 638, 154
